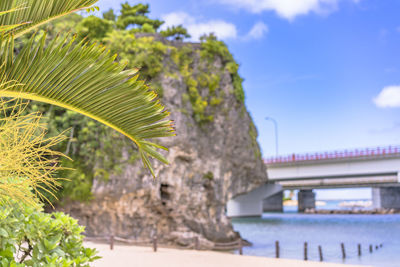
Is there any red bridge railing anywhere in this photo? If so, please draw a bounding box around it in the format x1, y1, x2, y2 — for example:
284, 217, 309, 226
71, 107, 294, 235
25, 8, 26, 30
264, 145, 400, 164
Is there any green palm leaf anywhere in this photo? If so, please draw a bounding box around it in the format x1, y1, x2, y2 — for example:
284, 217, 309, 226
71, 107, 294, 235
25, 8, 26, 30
0, 6, 29, 34
0, 0, 99, 38
0, 33, 174, 177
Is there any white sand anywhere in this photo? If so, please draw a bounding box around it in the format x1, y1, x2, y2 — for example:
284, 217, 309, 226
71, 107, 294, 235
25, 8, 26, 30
86, 242, 366, 267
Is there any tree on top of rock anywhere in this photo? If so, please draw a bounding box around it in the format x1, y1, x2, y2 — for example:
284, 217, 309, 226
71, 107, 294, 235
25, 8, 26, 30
160, 25, 191, 41
116, 3, 164, 31
103, 8, 116, 22
77, 16, 113, 41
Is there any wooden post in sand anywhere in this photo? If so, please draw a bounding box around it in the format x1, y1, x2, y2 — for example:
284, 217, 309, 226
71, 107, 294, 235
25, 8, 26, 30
318, 245, 323, 262
304, 242, 308, 261
341, 243, 346, 259
153, 235, 157, 252
358, 244, 361, 256
109, 235, 114, 250
238, 239, 243, 255
195, 237, 199, 250
275, 241, 280, 258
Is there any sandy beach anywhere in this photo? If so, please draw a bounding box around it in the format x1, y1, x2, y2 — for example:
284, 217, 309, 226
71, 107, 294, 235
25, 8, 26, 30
86, 242, 366, 267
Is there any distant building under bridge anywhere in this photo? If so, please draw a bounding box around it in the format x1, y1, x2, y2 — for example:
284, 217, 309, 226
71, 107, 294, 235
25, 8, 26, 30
227, 145, 400, 217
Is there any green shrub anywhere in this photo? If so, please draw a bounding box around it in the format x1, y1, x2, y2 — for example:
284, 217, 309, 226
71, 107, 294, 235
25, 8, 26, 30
182, 93, 190, 103
248, 120, 261, 159
141, 23, 156, 33
160, 25, 191, 41
197, 73, 209, 88
200, 34, 232, 62
76, 16, 113, 41
200, 35, 245, 103
186, 77, 198, 88
0, 203, 99, 266
104, 32, 168, 79
232, 74, 245, 103
225, 62, 239, 74
203, 171, 214, 180
208, 74, 221, 94
210, 97, 223, 106
103, 9, 116, 22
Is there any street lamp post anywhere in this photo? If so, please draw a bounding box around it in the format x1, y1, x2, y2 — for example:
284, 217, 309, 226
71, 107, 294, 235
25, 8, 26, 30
265, 117, 278, 156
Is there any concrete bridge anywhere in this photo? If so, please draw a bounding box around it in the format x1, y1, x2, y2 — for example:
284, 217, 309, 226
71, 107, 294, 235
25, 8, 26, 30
227, 145, 400, 217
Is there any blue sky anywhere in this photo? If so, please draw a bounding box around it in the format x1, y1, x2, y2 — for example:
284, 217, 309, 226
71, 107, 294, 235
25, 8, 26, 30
94, 0, 400, 199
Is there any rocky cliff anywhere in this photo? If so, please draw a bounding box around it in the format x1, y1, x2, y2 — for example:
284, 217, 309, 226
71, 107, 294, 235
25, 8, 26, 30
58, 34, 268, 246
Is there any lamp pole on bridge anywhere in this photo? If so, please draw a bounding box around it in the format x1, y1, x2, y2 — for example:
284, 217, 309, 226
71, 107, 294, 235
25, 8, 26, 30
265, 116, 279, 156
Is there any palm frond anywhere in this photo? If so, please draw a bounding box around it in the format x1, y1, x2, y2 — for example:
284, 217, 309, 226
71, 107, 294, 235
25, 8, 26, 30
0, 6, 29, 34
0, 33, 174, 177
0, 0, 99, 38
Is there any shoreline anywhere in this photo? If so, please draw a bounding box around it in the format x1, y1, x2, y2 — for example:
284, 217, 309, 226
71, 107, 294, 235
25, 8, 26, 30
303, 208, 400, 215
85, 242, 367, 267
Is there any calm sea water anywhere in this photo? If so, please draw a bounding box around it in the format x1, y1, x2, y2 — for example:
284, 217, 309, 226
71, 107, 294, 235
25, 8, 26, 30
231, 204, 400, 267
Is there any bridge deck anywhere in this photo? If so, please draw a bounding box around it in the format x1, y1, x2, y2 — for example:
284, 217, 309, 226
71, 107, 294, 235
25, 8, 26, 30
279, 176, 399, 190
264, 145, 400, 189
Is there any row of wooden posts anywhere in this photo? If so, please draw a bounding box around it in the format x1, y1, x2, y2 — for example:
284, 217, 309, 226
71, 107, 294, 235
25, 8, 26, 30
275, 241, 383, 262
108, 234, 201, 252
108, 235, 382, 262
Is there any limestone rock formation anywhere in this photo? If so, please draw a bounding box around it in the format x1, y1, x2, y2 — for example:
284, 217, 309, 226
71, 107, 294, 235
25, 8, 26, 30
60, 37, 268, 246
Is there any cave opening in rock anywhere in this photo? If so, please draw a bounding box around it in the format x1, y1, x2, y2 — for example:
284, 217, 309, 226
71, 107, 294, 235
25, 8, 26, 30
160, 183, 170, 206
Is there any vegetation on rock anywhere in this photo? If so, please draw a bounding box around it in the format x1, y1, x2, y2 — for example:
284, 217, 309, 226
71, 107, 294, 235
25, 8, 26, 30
249, 120, 262, 160
160, 25, 191, 40
116, 3, 163, 31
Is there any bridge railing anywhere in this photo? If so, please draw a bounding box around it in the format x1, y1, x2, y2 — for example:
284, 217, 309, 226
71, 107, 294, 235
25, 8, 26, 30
264, 145, 400, 164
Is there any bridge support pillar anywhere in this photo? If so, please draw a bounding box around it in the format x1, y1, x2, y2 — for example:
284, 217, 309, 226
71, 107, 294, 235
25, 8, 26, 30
298, 190, 315, 212
263, 191, 283, 212
372, 187, 400, 210
226, 184, 282, 217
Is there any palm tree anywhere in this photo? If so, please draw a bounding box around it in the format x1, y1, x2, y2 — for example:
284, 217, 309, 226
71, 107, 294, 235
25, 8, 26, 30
0, 0, 174, 177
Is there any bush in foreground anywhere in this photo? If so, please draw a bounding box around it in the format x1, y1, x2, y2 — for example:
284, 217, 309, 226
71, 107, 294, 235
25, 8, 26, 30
0, 203, 99, 266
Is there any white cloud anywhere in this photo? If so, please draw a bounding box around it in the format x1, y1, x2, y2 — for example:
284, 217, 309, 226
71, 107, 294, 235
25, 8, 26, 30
161, 12, 237, 41
215, 0, 351, 20
188, 21, 237, 40
246, 21, 269, 40
373, 85, 400, 108
161, 12, 195, 28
